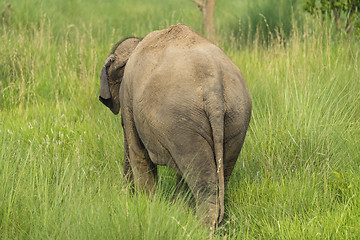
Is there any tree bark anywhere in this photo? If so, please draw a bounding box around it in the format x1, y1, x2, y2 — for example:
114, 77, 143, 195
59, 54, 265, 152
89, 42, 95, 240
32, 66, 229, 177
203, 0, 215, 38
190, 0, 216, 39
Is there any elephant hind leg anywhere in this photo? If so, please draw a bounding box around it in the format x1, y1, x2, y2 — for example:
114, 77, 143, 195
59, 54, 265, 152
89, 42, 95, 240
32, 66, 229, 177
169, 138, 219, 227
174, 174, 187, 195
173, 174, 195, 204
223, 131, 247, 188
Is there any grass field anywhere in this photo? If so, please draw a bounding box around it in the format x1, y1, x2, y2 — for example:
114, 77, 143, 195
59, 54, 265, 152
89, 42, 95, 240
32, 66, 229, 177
1, 0, 360, 239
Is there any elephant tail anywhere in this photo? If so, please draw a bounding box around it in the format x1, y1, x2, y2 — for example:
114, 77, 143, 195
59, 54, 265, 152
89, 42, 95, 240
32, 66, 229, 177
204, 82, 225, 225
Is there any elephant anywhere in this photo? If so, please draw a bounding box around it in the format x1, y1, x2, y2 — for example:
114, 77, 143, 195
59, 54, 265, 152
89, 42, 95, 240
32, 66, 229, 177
99, 24, 251, 227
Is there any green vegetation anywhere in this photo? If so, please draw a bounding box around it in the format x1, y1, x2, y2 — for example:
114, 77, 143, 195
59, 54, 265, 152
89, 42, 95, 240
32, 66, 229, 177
304, 0, 360, 33
1, 0, 359, 238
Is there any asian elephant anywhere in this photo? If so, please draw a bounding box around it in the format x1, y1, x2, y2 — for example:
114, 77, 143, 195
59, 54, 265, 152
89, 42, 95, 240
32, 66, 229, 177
99, 24, 251, 227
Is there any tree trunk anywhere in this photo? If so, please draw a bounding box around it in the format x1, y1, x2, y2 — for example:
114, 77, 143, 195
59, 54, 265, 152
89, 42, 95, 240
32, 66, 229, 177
190, 0, 216, 39
203, 0, 215, 38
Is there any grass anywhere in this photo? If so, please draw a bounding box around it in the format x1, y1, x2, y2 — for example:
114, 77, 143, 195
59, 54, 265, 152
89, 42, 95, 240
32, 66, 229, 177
1, 0, 360, 239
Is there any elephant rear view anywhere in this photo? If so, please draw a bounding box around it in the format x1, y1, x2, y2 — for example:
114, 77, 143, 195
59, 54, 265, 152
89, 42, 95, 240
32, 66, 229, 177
99, 24, 251, 227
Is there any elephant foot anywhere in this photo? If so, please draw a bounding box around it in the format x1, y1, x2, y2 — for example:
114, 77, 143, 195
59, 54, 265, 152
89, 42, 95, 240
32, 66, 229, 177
196, 200, 219, 228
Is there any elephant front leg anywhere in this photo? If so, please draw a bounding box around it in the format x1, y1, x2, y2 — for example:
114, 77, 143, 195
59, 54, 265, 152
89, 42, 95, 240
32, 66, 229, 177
125, 132, 157, 195
122, 111, 157, 195
129, 147, 157, 195
123, 135, 134, 184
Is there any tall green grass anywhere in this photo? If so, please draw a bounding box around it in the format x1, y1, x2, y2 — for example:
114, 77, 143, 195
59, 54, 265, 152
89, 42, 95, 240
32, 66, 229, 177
1, 0, 360, 239
223, 24, 360, 238
220, 0, 303, 45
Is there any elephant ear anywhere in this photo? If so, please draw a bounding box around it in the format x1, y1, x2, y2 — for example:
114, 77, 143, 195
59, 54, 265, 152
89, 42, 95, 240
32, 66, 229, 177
99, 54, 115, 108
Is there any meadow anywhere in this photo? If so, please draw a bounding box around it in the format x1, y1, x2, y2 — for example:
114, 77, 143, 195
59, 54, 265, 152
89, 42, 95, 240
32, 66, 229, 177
1, 0, 359, 239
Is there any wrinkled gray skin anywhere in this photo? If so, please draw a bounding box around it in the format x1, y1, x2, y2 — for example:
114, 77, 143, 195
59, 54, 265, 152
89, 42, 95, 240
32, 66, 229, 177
99, 24, 251, 227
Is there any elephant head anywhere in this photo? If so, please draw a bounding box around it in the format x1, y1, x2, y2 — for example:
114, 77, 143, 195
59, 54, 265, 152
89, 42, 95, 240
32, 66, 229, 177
99, 37, 141, 114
